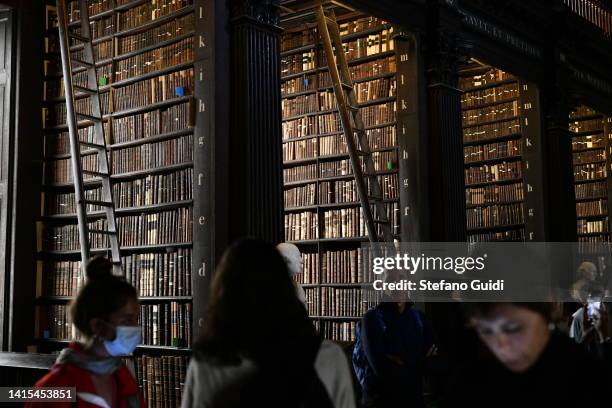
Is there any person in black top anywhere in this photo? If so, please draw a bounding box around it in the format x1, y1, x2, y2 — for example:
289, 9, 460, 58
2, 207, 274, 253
448, 302, 609, 408
361, 301, 436, 408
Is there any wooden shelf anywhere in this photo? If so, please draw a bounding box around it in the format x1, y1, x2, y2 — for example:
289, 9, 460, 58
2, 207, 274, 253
574, 177, 607, 184
460, 78, 517, 93
465, 177, 523, 188
575, 195, 608, 202
110, 128, 194, 150
38, 242, 193, 257
576, 213, 608, 220
111, 162, 194, 180
464, 155, 522, 168
462, 115, 520, 130
114, 5, 195, 38
114, 32, 194, 62
466, 199, 524, 209
41, 200, 194, 221
111, 95, 193, 119
284, 199, 398, 212
467, 223, 525, 234
112, 61, 194, 88
461, 96, 519, 111
462, 132, 522, 147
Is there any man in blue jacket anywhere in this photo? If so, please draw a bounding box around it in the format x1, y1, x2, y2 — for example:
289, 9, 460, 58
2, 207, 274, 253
361, 301, 436, 408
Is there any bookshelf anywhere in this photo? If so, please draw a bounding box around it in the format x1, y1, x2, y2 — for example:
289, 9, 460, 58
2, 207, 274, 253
37, 0, 200, 404
458, 59, 545, 242
569, 106, 612, 242
281, 13, 407, 342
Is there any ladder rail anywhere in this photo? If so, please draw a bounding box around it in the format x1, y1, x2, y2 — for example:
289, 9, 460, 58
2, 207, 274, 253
324, 10, 393, 243
56, 0, 91, 279
316, 6, 394, 243
77, 0, 122, 269
56, 0, 122, 277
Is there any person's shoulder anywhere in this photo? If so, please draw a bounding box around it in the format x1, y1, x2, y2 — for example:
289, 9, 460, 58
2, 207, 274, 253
188, 354, 256, 379
319, 339, 345, 358
33, 364, 75, 388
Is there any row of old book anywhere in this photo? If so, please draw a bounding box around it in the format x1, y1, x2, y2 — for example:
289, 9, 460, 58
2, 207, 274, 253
65, 0, 192, 29
281, 36, 394, 77
43, 249, 192, 297
44, 168, 192, 214
283, 154, 398, 183
464, 161, 522, 185
577, 219, 609, 234
572, 134, 605, 151
463, 118, 522, 144
40, 303, 192, 347
572, 149, 606, 164
115, 37, 194, 82
467, 228, 526, 243
570, 118, 604, 134
281, 57, 396, 97
284, 174, 398, 208
464, 139, 522, 163
140, 302, 192, 347
465, 182, 524, 206
112, 102, 192, 143
574, 163, 606, 181
134, 355, 188, 408
576, 199, 608, 217
44, 134, 192, 183
282, 132, 396, 162
466, 203, 525, 229
42, 207, 192, 251
462, 100, 520, 128
575, 181, 607, 199
460, 82, 519, 109
293, 248, 377, 284
280, 16, 389, 52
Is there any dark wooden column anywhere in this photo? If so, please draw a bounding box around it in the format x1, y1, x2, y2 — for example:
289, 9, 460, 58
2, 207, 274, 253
542, 75, 578, 242
425, 30, 467, 242
229, 0, 284, 244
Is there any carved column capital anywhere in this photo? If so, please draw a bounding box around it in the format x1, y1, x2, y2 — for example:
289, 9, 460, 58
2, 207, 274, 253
230, 0, 281, 28
426, 30, 471, 88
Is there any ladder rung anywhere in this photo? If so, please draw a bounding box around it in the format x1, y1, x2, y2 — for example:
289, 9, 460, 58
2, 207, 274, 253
373, 219, 389, 224
368, 195, 383, 201
79, 141, 106, 149
341, 82, 353, 90
76, 113, 102, 122
69, 33, 89, 42
71, 58, 94, 68
74, 85, 97, 95
82, 169, 108, 178
83, 199, 114, 207
347, 105, 359, 111
89, 229, 117, 235
355, 150, 368, 156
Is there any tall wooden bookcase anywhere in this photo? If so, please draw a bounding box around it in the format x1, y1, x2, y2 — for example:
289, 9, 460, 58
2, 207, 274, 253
35, 0, 221, 404
569, 106, 612, 242
458, 59, 546, 243
280, 11, 419, 342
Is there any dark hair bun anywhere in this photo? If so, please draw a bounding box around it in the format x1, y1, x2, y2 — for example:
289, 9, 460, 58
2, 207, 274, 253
85, 256, 114, 281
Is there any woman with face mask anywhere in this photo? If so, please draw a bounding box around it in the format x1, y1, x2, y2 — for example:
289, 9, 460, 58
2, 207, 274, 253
26, 256, 143, 408
447, 302, 609, 408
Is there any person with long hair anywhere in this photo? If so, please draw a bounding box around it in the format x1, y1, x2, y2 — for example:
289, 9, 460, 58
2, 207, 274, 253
26, 256, 143, 408
181, 238, 355, 408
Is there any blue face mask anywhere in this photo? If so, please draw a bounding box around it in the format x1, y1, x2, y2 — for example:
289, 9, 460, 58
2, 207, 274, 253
103, 325, 141, 356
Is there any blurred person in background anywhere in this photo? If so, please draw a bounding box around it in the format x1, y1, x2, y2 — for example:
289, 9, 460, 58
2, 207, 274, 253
26, 257, 143, 408
181, 238, 355, 408
449, 302, 608, 407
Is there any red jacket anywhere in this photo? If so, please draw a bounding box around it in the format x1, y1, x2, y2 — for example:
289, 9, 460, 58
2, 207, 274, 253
24, 343, 145, 408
